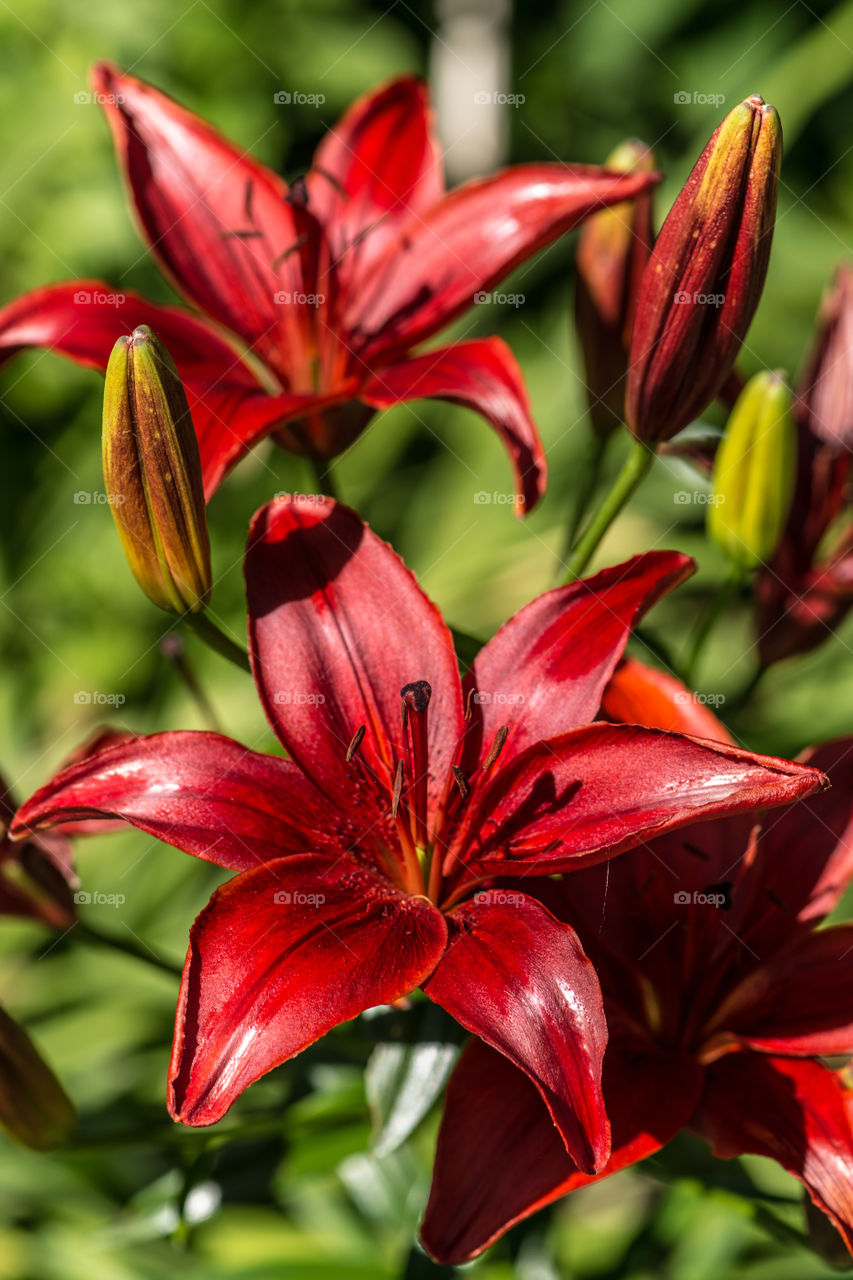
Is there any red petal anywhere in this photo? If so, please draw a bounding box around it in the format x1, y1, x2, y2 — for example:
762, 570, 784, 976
712, 924, 853, 1056
169, 854, 447, 1124
0, 281, 309, 499
733, 738, 853, 956
421, 1035, 702, 1265
246, 496, 464, 825
11, 732, 333, 872
423, 893, 609, 1174
92, 63, 299, 381
602, 656, 734, 743
464, 552, 693, 769
361, 337, 546, 514
694, 1054, 853, 1253
346, 164, 660, 363
450, 723, 826, 878
307, 76, 443, 290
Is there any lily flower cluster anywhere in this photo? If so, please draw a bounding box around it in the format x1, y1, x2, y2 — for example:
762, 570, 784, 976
1, 63, 852, 1268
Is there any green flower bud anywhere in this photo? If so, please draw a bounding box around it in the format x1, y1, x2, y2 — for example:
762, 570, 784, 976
103, 326, 211, 613
0, 1006, 74, 1150
709, 371, 796, 571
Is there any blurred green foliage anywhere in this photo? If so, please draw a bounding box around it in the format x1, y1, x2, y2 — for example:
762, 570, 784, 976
1, 0, 853, 1275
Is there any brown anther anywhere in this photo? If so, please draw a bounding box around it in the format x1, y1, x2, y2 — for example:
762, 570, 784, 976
481, 726, 508, 771
452, 765, 469, 799
346, 725, 366, 763
392, 760, 404, 820
465, 687, 477, 721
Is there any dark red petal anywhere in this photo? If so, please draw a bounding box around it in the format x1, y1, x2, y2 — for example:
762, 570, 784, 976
450, 723, 826, 878
423, 893, 609, 1174
346, 164, 660, 363
694, 1054, 853, 1253
246, 496, 464, 823
360, 337, 546, 514
169, 854, 447, 1124
92, 63, 299, 380
307, 76, 443, 289
735, 738, 853, 955
601, 656, 734, 743
464, 552, 693, 768
711, 924, 853, 1056
11, 732, 333, 872
0, 281, 310, 499
421, 1036, 703, 1265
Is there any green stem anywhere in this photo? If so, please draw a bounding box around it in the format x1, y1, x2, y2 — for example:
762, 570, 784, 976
564, 438, 655, 582
184, 612, 251, 673
75, 920, 182, 978
159, 634, 221, 732
309, 454, 339, 501
561, 431, 609, 566
728, 662, 768, 712
683, 569, 742, 689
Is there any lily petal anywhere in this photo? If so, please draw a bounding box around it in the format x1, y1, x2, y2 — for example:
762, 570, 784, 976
464, 552, 693, 767
0, 281, 308, 499
11, 731, 334, 872
308, 76, 443, 288
246, 496, 465, 823
360, 336, 546, 514
423, 892, 609, 1174
169, 853, 447, 1124
734, 737, 853, 956
421, 1036, 703, 1265
712, 923, 853, 1056
694, 1054, 853, 1253
92, 63, 299, 380
451, 723, 826, 878
601, 656, 734, 743
347, 163, 660, 363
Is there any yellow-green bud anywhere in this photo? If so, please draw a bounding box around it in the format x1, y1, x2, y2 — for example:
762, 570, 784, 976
709, 370, 796, 571
0, 1006, 74, 1150
103, 326, 211, 613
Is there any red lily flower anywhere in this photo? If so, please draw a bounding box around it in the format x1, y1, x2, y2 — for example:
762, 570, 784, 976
422, 667, 853, 1264
11, 502, 823, 1168
0, 729, 129, 928
0, 68, 659, 513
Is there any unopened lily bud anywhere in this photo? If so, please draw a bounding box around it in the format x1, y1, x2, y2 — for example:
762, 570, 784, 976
797, 262, 853, 450
626, 96, 782, 443
0, 1006, 74, 1149
709, 370, 796, 571
103, 326, 211, 613
575, 139, 655, 435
